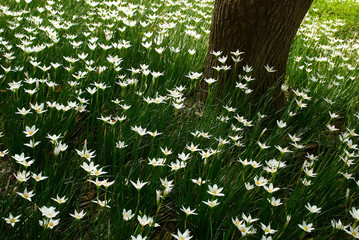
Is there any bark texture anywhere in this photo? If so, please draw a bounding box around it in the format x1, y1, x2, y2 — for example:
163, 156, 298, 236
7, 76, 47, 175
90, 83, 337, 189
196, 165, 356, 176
204, 0, 313, 106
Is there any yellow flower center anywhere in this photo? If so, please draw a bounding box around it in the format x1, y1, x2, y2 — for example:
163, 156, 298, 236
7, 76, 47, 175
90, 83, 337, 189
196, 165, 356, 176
49, 222, 54, 227
24, 194, 29, 198
10, 219, 15, 223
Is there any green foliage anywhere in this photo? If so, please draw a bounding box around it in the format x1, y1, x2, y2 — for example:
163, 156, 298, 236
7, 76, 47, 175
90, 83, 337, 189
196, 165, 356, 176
0, 0, 358, 240
311, 0, 359, 38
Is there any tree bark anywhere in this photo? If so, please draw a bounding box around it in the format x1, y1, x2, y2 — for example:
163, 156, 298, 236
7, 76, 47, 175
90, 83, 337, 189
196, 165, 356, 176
204, 0, 313, 108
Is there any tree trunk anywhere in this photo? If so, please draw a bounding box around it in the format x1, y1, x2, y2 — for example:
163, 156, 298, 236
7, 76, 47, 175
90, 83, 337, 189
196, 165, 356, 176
204, 0, 313, 108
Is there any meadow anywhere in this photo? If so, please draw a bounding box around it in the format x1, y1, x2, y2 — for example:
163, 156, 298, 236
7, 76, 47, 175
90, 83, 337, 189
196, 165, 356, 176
0, 0, 359, 239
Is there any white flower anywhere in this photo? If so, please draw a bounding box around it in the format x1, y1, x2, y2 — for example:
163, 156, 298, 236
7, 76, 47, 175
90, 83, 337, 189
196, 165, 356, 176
263, 183, 280, 193
69, 210, 86, 219
16, 107, 32, 115
186, 142, 200, 152
24, 139, 41, 148
148, 158, 166, 167
202, 199, 220, 208
92, 198, 111, 208
178, 152, 190, 161
47, 133, 62, 144
17, 188, 35, 202
172, 229, 193, 240
0, 149, 8, 157
276, 120, 287, 128
3, 213, 21, 227
242, 213, 258, 223
123, 209, 134, 221
350, 207, 359, 221
288, 134, 301, 142
39, 218, 60, 229
160, 177, 174, 189
304, 168, 317, 177
102, 179, 115, 188
267, 197, 282, 207
51, 195, 68, 204
245, 182, 254, 190
232, 216, 244, 227
23, 125, 39, 137
344, 226, 359, 238
131, 234, 147, 240
275, 145, 293, 154
168, 160, 186, 171
160, 146, 172, 155
80, 162, 99, 173
39, 206, 59, 219
14, 170, 31, 182
327, 124, 339, 132
258, 141, 271, 149
298, 221, 314, 232
32, 172, 48, 182
260, 223, 277, 235
331, 219, 345, 230
76, 148, 96, 161
191, 177, 206, 185
204, 78, 217, 85
130, 179, 148, 190
180, 206, 198, 216
305, 202, 321, 213
137, 215, 150, 226
254, 176, 268, 187
264, 64, 277, 72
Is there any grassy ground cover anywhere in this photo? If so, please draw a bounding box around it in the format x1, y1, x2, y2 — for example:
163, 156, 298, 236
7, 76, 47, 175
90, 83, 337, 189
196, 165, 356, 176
0, 0, 358, 239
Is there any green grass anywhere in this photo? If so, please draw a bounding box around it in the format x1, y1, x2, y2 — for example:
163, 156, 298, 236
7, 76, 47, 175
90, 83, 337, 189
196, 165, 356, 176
311, 0, 359, 38
0, 0, 358, 240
